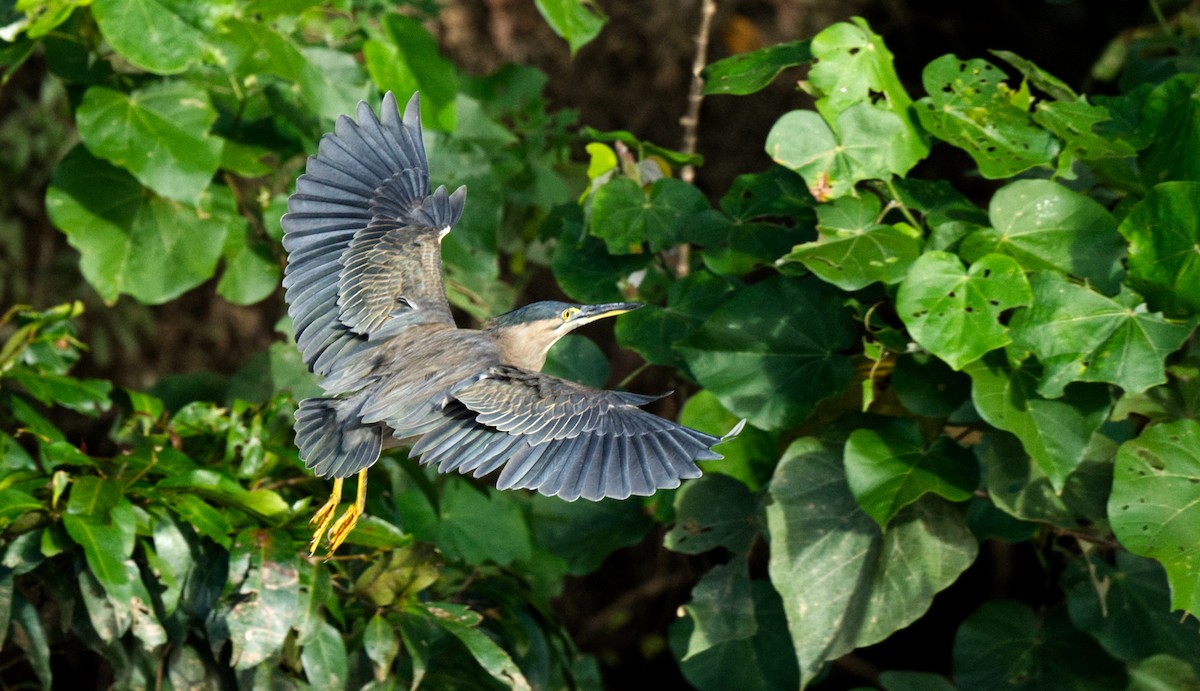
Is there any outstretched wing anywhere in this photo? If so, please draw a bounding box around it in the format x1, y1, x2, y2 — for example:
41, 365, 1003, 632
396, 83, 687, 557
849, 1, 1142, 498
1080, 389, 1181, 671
281, 92, 464, 377
409, 366, 744, 501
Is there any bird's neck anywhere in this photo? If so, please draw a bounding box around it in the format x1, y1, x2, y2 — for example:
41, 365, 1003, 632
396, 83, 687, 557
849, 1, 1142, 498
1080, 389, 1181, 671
488, 328, 552, 372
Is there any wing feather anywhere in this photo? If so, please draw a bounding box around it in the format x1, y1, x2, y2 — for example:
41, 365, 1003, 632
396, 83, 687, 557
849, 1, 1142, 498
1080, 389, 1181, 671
282, 92, 465, 376
410, 367, 740, 501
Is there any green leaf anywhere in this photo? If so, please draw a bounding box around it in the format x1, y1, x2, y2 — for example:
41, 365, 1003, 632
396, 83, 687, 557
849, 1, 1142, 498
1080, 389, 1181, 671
364, 614, 400, 683
437, 481, 532, 567
301, 620, 348, 690
914, 55, 1059, 178
223, 528, 300, 669
527, 495, 652, 576
420, 601, 532, 691
590, 177, 709, 253
766, 436, 977, 686
677, 276, 856, 430
681, 557, 755, 658
679, 390, 778, 490
614, 270, 732, 373
896, 252, 1032, 370
354, 544, 440, 608
966, 354, 1112, 492
1128, 655, 1200, 691
1119, 182, 1200, 317
892, 353, 972, 418
1009, 272, 1196, 397
980, 431, 1112, 530
47, 147, 241, 304
217, 224, 281, 306
90, 0, 207, 74
807, 18, 928, 174
156, 469, 289, 523
687, 213, 808, 277
784, 195, 921, 290
844, 420, 978, 528
664, 473, 760, 555
8, 369, 111, 416
1140, 74, 1200, 184
544, 334, 610, 389
672, 579, 799, 691
164, 492, 232, 548
362, 14, 458, 132
767, 105, 920, 200
964, 179, 1123, 292
953, 601, 1126, 690
550, 207, 652, 304
1063, 551, 1200, 667
701, 40, 813, 96
63, 499, 136, 602
76, 82, 222, 203
1110, 420, 1200, 616
10, 593, 52, 689
0, 488, 42, 529
533, 0, 607, 55
1033, 100, 1138, 161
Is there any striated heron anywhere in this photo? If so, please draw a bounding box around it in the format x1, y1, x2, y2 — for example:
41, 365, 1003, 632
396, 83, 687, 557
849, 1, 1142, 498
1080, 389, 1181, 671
282, 93, 743, 556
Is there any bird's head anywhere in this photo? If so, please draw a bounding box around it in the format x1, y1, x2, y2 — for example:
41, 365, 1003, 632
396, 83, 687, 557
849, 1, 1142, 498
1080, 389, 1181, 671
485, 301, 641, 371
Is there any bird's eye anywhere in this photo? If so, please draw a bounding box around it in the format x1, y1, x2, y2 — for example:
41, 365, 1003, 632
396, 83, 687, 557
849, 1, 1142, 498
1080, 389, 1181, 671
562, 307, 580, 321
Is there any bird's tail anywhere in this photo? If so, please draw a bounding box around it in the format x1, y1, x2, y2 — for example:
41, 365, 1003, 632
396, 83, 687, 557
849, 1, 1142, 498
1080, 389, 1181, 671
294, 396, 383, 479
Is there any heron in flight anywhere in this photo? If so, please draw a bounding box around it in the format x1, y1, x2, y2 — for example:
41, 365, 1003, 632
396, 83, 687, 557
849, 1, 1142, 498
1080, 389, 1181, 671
282, 92, 742, 556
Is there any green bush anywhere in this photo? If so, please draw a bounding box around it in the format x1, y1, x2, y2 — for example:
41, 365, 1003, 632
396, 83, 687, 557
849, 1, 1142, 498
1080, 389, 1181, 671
3, 1, 1200, 689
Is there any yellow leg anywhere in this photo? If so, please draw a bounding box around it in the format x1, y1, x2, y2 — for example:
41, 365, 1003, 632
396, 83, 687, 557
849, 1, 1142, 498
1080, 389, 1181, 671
324, 469, 368, 557
308, 477, 343, 557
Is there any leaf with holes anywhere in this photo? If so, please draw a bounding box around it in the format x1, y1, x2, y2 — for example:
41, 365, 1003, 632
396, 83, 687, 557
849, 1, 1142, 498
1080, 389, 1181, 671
1010, 272, 1196, 397
785, 194, 921, 290
896, 252, 1031, 370
1110, 420, 1200, 617
914, 55, 1059, 178
591, 177, 709, 253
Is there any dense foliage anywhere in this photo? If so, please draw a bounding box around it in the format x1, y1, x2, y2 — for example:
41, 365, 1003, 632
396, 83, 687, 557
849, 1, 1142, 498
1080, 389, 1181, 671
2, 1, 1200, 689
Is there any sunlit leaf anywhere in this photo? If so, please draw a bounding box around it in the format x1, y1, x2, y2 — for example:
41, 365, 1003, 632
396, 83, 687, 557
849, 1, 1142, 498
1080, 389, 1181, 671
590, 177, 709, 253
534, 0, 607, 55
1110, 420, 1200, 617
702, 40, 813, 95
76, 82, 222, 203
914, 55, 1059, 178
91, 0, 207, 74
963, 179, 1123, 292
896, 252, 1031, 370
47, 147, 241, 304
421, 601, 532, 691
1010, 273, 1196, 397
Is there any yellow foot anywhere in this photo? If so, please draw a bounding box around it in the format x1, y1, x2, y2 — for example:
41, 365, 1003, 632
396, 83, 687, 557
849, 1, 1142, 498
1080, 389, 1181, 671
312, 469, 368, 558
308, 477, 344, 556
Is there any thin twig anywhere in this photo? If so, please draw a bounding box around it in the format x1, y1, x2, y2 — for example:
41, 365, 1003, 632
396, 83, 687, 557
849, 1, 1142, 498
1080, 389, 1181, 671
680, 0, 717, 182
674, 0, 718, 278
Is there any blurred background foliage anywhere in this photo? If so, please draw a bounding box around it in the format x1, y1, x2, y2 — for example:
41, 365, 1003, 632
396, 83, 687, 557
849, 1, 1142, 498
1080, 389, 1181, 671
3, 0, 1200, 689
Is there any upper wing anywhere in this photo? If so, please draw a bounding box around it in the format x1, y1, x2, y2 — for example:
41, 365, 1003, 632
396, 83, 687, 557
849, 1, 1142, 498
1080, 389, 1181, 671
281, 92, 464, 376
409, 366, 744, 501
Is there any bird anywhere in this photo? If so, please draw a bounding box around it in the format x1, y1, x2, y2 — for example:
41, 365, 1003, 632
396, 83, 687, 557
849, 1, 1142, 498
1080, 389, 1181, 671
281, 92, 743, 556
